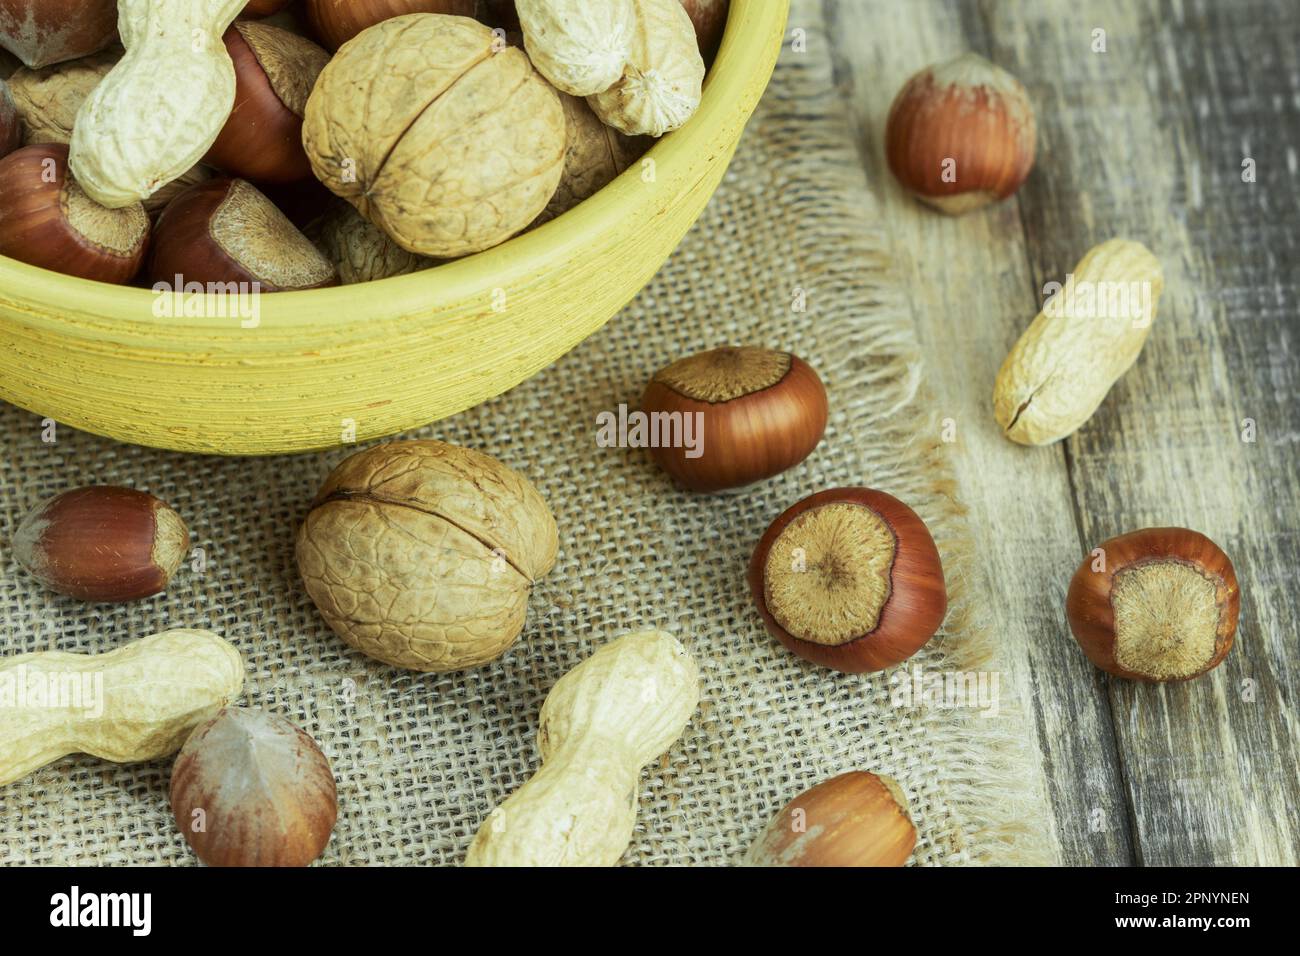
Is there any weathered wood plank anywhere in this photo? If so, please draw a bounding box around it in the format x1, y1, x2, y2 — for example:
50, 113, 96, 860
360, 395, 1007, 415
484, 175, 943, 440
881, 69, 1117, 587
980, 0, 1300, 866
825, 0, 1133, 865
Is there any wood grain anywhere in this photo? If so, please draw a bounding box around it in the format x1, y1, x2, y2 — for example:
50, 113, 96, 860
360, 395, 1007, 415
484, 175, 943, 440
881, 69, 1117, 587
828, 0, 1299, 865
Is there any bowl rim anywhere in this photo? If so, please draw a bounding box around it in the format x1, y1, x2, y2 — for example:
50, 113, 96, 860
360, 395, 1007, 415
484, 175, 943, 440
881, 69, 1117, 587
0, 0, 791, 334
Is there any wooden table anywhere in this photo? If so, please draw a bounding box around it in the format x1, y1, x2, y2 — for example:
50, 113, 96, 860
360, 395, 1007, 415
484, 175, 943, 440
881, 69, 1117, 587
826, 0, 1299, 865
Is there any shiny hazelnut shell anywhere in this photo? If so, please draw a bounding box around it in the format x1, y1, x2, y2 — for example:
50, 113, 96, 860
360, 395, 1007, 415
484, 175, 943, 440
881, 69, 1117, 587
205, 22, 329, 183
745, 771, 916, 867
305, 0, 477, 51
749, 487, 947, 673
1065, 527, 1239, 682
242, 0, 293, 16
12, 485, 190, 602
0, 0, 118, 70
147, 177, 338, 291
0, 143, 149, 284
640, 347, 829, 493
885, 53, 1036, 215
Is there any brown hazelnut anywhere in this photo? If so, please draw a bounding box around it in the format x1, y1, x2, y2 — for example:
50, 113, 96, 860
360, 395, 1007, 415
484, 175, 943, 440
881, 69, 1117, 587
242, 0, 293, 16
12, 485, 190, 602
678, 0, 728, 63
171, 707, 338, 867
1066, 527, 1240, 682
148, 177, 337, 291
0, 143, 149, 284
0, 0, 118, 69
305, 0, 477, 50
885, 53, 1036, 215
749, 487, 947, 673
296, 440, 559, 672
640, 346, 829, 493
205, 22, 330, 183
745, 771, 916, 867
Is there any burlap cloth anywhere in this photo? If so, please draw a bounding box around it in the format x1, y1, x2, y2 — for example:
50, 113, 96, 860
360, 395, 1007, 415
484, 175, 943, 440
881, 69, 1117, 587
0, 1, 1054, 866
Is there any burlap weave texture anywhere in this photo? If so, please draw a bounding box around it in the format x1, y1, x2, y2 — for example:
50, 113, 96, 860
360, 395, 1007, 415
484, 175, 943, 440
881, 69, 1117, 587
0, 1, 1052, 866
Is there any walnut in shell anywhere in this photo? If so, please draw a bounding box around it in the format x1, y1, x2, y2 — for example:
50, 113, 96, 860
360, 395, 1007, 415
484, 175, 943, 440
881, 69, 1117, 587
588, 0, 704, 137
6, 47, 117, 145
308, 200, 434, 284
302, 14, 566, 258
296, 440, 559, 672
533, 91, 648, 226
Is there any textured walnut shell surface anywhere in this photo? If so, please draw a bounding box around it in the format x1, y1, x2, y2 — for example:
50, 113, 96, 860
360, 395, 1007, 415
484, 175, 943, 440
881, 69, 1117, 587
296, 440, 558, 672
5, 48, 117, 146
534, 91, 646, 226
303, 13, 565, 258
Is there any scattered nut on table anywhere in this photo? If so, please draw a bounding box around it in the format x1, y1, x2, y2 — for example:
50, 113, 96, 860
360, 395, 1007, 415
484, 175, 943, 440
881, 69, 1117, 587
171, 707, 338, 867
12, 484, 189, 601
749, 487, 947, 673
1066, 527, 1239, 682
640, 345, 829, 492
296, 439, 559, 672
465, 629, 699, 866
0, 630, 245, 787
745, 771, 916, 867
993, 238, 1163, 445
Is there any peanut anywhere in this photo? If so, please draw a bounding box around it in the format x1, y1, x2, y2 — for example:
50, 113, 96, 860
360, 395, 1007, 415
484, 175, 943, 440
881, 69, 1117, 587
465, 629, 698, 866
0, 629, 245, 786
516, 0, 637, 97
588, 0, 704, 137
69, 0, 246, 208
993, 239, 1164, 445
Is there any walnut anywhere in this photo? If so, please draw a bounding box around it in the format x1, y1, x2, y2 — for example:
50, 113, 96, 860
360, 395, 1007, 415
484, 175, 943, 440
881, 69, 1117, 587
302, 14, 566, 258
307, 200, 434, 284
296, 440, 559, 673
6, 48, 117, 145
533, 91, 648, 226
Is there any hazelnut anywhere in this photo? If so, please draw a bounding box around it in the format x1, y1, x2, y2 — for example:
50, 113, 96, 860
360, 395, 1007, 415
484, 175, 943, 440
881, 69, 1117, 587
12, 485, 190, 602
205, 22, 329, 183
307, 199, 434, 284
170, 707, 337, 867
305, 0, 477, 50
303, 13, 565, 258
749, 487, 947, 673
745, 771, 916, 867
678, 0, 727, 63
884, 53, 1036, 215
148, 177, 337, 291
0, 143, 150, 284
296, 440, 559, 672
242, 0, 293, 16
640, 346, 829, 493
1066, 527, 1240, 682
0, 0, 118, 70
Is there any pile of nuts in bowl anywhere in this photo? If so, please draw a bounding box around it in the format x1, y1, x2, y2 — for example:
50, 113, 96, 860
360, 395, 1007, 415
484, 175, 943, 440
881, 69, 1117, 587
0, 0, 729, 289
0, 2, 1243, 868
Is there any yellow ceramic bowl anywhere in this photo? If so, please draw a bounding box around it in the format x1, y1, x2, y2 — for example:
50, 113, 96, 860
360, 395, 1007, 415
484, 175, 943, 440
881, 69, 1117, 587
0, 1, 788, 455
